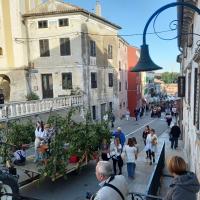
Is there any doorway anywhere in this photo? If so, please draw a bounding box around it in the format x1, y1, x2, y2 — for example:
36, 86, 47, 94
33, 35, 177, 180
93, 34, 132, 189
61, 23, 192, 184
41, 74, 53, 98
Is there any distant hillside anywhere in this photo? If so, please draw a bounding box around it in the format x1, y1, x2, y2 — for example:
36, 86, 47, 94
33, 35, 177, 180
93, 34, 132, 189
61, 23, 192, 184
155, 72, 180, 84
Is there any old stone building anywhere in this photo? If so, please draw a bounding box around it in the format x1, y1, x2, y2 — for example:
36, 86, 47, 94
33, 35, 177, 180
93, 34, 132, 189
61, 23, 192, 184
0, 0, 128, 120
178, 0, 200, 198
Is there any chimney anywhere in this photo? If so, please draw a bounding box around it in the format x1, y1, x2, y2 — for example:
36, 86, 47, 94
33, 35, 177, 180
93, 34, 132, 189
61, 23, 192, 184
95, 0, 101, 16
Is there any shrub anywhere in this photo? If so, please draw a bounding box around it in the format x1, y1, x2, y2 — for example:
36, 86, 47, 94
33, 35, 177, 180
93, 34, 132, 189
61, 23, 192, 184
26, 92, 39, 101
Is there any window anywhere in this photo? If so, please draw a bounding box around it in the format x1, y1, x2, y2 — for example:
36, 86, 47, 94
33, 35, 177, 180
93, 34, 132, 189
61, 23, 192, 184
59, 18, 69, 27
39, 39, 50, 57
123, 102, 126, 107
187, 72, 191, 105
92, 106, 96, 120
91, 72, 97, 88
38, 20, 48, 28
125, 81, 128, 90
90, 40, 96, 57
60, 38, 71, 56
119, 61, 121, 71
194, 68, 200, 129
0, 47, 3, 55
62, 73, 72, 89
108, 44, 113, 59
108, 73, 113, 87
109, 102, 112, 111
119, 81, 121, 91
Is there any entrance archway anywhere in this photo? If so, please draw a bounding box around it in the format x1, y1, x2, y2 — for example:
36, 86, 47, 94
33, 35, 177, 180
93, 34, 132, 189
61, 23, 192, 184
0, 75, 10, 102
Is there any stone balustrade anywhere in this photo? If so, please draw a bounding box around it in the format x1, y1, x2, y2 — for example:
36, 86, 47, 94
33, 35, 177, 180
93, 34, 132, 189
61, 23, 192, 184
0, 95, 84, 120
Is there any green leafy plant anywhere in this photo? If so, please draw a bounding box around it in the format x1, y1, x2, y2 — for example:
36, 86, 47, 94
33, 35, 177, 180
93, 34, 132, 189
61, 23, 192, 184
40, 108, 111, 179
26, 92, 39, 101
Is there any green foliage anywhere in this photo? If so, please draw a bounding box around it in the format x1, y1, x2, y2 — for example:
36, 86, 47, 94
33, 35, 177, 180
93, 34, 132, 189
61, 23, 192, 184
26, 92, 39, 101
160, 72, 179, 84
7, 121, 35, 147
40, 109, 111, 179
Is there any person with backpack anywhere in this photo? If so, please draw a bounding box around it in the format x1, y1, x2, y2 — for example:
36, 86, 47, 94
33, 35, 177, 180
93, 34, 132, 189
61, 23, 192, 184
13, 146, 26, 166
89, 161, 128, 200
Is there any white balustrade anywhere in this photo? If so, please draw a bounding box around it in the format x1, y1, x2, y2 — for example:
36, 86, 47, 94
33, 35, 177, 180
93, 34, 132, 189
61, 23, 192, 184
0, 95, 83, 120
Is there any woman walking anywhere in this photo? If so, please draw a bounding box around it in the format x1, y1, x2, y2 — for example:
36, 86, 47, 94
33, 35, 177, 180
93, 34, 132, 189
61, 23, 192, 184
100, 138, 110, 161
145, 129, 158, 165
111, 138, 123, 175
142, 126, 150, 158
164, 156, 200, 200
123, 138, 137, 179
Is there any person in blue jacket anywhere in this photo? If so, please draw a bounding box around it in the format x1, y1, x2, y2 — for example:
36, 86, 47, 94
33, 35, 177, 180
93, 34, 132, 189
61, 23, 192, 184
112, 127, 126, 147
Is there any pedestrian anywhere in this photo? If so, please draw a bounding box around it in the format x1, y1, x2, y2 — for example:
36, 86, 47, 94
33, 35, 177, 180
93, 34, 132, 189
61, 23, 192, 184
142, 126, 150, 158
145, 129, 158, 165
165, 113, 172, 127
89, 161, 128, 200
34, 121, 46, 162
163, 156, 200, 200
111, 138, 123, 175
109, 112, 115, 128
122, 138, 137, 179
125, 108, 130, 121
150, 129, 158, 164
134, 108, 138, 121
13, 145, 26, 166
132, 137, 139, 154
100, 138, 110, 161
169, 123, 181, 149
112, 127, 126, 148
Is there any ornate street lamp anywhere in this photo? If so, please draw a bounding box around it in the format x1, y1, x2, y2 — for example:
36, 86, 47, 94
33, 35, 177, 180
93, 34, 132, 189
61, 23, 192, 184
131, 2, 200, 72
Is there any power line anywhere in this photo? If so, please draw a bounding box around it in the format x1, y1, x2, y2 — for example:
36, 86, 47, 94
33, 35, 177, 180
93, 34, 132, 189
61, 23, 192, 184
15, 29, 176, 41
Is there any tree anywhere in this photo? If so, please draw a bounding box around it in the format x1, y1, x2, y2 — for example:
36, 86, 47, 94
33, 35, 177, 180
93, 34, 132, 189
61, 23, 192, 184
160, 72, 179, 84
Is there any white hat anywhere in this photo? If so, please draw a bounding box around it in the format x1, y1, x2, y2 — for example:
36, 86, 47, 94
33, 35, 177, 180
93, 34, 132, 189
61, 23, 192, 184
117, 127, 121, 131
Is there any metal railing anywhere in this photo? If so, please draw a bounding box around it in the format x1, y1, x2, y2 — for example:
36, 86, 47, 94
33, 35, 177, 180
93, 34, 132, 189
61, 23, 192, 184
0, 192, 41, 200
146, 142, 165, 199
129, 192, 162, 200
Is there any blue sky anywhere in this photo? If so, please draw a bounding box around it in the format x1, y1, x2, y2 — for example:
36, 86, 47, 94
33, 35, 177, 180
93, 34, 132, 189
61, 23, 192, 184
65, 0, 180, 72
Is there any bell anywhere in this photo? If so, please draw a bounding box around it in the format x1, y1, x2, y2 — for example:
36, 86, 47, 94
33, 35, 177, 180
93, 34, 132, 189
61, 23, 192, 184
131, 44, 163, 72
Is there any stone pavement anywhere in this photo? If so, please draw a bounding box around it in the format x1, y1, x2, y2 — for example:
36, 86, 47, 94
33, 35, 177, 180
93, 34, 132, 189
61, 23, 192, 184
118, 118, 188, 199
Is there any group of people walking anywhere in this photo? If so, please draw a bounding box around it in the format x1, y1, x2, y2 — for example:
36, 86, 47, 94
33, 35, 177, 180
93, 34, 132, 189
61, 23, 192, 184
100, 127, 138, 179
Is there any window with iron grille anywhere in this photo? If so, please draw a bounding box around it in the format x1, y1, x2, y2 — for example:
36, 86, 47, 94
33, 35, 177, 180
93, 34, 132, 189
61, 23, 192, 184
187, 72, 191, 105
62, 73, 72, 89
38, 20, 48, 28
194, 68, 200, 129
90, 40, 96, 57
109, 102, 112, 111
39, 39, 50, 57
59, 18, 69, 27
108, 73, 113, 87
119, 81, 121, 91
92, 105, 96, 120
91, 72, 97, 88
0, 47, 3, 55
60, 38, 71, 56
108, 44, 113, 59
119, 61, 121, 71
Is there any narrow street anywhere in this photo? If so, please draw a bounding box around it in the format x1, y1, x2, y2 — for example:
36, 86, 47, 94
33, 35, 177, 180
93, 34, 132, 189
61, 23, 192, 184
20, 113, 169, 200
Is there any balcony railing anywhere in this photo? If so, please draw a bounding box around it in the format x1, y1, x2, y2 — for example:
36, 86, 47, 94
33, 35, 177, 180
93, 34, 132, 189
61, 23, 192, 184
0, 95, 84, 121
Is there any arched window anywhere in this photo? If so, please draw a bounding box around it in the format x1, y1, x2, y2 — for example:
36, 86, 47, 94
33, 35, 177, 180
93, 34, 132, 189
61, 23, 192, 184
0, 47, 3, 56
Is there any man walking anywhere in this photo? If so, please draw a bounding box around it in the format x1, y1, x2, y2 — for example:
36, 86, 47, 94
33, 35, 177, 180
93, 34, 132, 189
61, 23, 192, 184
169, 123, 181, 149
112, 127, 126, 148
90, 161, 128, 200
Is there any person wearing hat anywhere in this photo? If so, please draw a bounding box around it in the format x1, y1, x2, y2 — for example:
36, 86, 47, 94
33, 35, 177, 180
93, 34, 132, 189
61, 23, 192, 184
112, 127, 126, 148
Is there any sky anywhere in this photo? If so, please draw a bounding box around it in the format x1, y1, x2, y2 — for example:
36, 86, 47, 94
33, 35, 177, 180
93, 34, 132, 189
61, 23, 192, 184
65, 0, 180, 72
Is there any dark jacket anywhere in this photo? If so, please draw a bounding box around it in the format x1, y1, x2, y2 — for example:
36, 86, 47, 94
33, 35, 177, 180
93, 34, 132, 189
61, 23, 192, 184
163, 172, 200, 200
170, 125, 181, 138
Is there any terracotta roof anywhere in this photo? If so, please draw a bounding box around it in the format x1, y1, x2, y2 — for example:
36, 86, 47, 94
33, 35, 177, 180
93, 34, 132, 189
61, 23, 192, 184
23, 0, 121, 29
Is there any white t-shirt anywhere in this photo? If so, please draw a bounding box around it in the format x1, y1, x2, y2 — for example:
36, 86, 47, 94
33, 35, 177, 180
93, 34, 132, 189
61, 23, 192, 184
35, 128, 47, 139
14, 150, 26, 160
111, 144, 122, 159
123, 145, 137, 163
